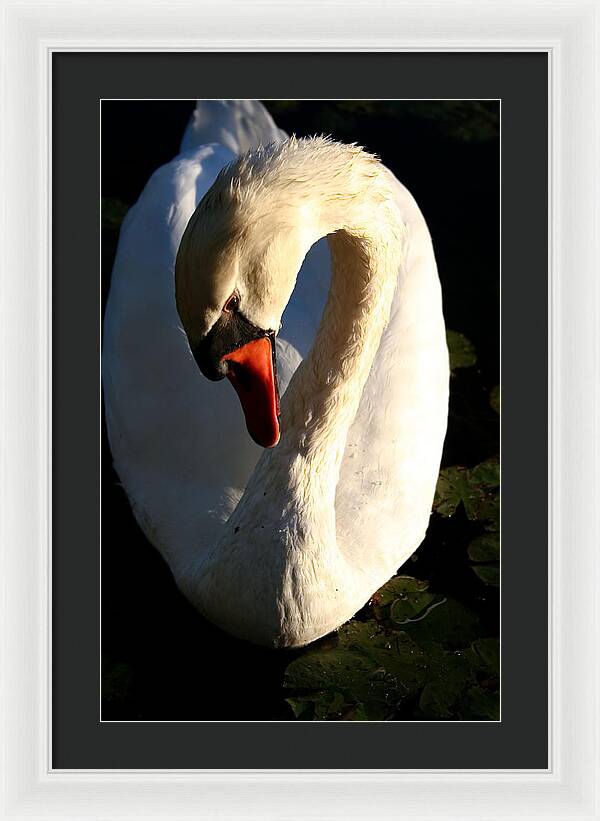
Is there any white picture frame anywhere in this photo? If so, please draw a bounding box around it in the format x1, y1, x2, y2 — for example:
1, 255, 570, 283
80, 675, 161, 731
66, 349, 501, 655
1, 1, 598, 818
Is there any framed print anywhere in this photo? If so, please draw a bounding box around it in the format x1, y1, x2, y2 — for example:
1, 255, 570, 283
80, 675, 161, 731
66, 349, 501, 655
59, 53, 542, 769
1, 1, 599, 819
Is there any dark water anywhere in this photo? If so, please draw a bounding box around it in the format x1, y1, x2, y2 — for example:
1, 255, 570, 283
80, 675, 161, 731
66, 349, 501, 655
101, 100, 499, 721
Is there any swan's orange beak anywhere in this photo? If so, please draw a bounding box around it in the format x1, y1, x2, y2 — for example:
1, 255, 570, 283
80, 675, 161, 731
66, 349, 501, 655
221, 335, 280, 448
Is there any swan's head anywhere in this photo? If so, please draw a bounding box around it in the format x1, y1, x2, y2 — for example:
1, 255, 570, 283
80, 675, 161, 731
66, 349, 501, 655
175, 140, 323, 448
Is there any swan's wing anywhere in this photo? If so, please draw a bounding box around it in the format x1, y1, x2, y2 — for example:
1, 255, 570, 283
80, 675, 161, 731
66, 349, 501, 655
103, 143, 263, 574
180, 100, 287, 155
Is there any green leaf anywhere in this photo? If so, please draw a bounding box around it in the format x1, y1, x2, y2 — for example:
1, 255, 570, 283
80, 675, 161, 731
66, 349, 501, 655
284, 621, 429, 720
398, 597, 481, 650
390, 592, 438, 625
458, 685, 500, 720
285, 697, 314, 720
337, 619, 391, 650
468, 531, 499, 563
469, 458, 499, 488
446, 330, 476, 372
418, 649, 474, 719
468, 493, 500, 526
490, 385, 500, 414
284, 647, 372, 692
468, 638, 500, 677
472, 564, 500, 586
373, 575, 430, 607
469, 527, 500, 586
286, 690, 347, 721
371, 575, 434, 622
284, 599, 494, 721
434, 458, 499, 526
434, 466, 471, 517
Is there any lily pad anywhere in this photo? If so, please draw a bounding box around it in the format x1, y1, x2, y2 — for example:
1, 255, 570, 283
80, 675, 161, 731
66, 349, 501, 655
469, 457, 499, 488
466, 638, 500, 677
446, 330, 477, 372
458, 685, 500, 720
433, 466, 472, 517
397, 596, 481, 650
468, 531, 499, 563
286, 689, 346, 721
371, 575, 434, 622
434, 457, 499, 525
418, 648, 474, 719
373, 575, 430, 606
283, 608, 498, 721
390, 593, 440, 626
286, 696, 317, 720
284, 621, 428, 720
468, 529, 500, 587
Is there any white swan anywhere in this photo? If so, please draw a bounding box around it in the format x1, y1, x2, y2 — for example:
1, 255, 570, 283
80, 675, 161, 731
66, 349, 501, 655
102, 100, 449, 648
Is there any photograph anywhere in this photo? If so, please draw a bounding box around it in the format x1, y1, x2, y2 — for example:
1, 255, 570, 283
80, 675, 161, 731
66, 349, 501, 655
101, 98, 500, 722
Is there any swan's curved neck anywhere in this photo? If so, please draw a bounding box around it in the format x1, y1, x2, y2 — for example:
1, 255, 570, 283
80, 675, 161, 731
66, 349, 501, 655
196, 166, 408, 644
279, 174, 405, 492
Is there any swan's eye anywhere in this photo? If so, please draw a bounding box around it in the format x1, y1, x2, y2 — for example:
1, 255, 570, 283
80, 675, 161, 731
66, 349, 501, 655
223, 293, 240, 313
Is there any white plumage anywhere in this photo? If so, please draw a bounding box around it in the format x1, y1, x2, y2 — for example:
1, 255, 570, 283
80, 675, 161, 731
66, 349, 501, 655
102, 100, 449, 647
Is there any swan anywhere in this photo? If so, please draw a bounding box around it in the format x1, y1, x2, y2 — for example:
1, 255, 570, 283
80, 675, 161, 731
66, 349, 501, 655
102, 100, 449, 648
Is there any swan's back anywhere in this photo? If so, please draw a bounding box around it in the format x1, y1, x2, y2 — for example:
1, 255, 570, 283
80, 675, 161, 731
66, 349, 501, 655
180, 99, 287, 156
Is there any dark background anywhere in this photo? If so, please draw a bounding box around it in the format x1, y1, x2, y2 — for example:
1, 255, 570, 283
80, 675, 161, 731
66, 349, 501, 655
101, 99, 500, 720
54, 52, 547, 769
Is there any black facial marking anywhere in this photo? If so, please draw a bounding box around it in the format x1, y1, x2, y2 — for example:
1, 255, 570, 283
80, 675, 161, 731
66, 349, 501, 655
191, 311, 274, 381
